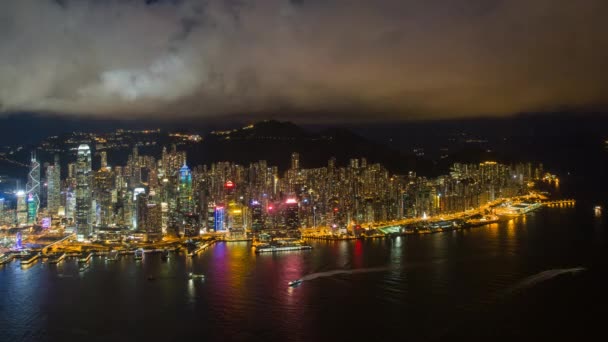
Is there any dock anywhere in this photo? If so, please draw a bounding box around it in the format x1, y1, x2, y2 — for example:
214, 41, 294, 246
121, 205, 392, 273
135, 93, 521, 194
20, 253, 40, 265
0, 253, 15, 265
78, 252, 93, 264
48, 253, 66, 264
187, 241, 214, 257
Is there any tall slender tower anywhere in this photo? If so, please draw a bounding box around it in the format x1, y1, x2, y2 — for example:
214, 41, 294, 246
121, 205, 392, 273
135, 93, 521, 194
26, 152, 41, 223
76, 144, 92, 238
46, 155, 61, 215
178, 163, 193, 214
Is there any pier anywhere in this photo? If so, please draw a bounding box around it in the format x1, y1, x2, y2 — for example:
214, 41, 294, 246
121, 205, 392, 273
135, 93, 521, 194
543, 199, 576, 207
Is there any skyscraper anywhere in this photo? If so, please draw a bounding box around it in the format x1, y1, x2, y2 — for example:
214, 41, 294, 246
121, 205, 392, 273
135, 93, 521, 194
291, 152, 300, 170
285, 198, 300, 229
46, 155, 61, 215
26, 152, 40, 223
16, 190, 27, 225
76, 144, 92, 238
250, 200, 264, 232
178, 163, 193, 214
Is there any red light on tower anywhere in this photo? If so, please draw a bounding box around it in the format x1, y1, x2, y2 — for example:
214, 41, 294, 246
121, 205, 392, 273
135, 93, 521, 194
268, 206, 273, 211
225, 180, 234, 189
285, 198, 297, 204
333, 207, 339, 212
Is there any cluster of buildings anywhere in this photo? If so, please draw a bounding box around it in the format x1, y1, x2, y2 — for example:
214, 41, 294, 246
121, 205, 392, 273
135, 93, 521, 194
0, 143, 545, 242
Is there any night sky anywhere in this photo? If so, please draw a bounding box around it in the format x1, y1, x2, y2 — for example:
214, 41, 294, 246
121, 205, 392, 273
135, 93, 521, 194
1, 0, 607, 121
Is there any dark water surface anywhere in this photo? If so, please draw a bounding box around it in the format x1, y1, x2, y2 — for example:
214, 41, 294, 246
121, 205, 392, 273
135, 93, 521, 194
1, 204, 607, 342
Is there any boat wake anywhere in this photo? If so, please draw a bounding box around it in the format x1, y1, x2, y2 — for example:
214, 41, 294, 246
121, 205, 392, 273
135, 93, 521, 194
507, 267, 586, 293
300, 266, 395, 282
299, 259, 447, 283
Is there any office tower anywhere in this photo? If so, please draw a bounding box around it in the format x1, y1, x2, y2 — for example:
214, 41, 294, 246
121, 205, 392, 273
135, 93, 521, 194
0, 197, 5, 225
94, 154, 114, 227
285, 198, 299, 229
26, 152, 41, 223
46, 155, 61, 215
16, 190, 27, 225
136, 192, 148, 231
250, 200, 264, 232
214, 206, 225, 231
291, 152, 300, 170
178, 163, 193, 214
100, 151, 108, 169
76, 144, 92, 238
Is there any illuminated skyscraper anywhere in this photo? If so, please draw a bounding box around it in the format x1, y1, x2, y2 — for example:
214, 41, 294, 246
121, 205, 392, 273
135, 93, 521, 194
178, 163, 193, 214
46, 155, 61, 215
214, 206, 225, 231
26, 152, 40, 223
16, 190, 27, 225
0, 197, 5, 225
76, 144, 92, 238
250, 200, 264, 232
291, 152, 300, 170
285, 198, 300, 230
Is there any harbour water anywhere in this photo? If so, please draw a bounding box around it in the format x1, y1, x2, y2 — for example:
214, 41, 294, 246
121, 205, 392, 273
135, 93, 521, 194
1, 203, 606, 341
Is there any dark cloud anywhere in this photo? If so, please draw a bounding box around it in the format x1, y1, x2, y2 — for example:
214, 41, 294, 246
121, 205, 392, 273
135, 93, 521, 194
0, 0, 607, 121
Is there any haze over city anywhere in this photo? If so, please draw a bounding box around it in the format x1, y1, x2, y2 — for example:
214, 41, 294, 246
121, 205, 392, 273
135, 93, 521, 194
1, 0, 608, 121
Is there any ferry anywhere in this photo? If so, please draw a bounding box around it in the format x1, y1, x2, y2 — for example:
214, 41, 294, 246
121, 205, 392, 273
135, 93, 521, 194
0, 253, 14, 265
254, 244, 313, 254
134, 248, 144, 260
288, 279, 303, 287
78, 252, 93, 264
20, 252, 40, 265
188, 272, 205, 280
187, 243, 211, 257
79, 263, 89, 272
48, 253, 66, 264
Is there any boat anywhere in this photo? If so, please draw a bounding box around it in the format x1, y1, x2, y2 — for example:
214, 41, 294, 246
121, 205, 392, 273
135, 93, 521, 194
134, 248, 144, 260
78, 263, 89, 272
254, 244, 313, 254
188, 272, 205, 280
288, 279, 303, 287
595, 206, 603, 216
161, 249, 169, 261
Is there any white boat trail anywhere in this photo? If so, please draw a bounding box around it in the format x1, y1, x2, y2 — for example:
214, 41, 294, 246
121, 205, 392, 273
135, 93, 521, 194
507, 267, 586, 293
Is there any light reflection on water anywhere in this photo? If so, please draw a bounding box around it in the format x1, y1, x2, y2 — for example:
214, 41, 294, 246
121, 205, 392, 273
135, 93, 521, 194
0, 206, 606, 341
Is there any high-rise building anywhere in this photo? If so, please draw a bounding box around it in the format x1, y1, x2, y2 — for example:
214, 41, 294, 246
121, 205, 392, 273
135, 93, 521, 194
0, 197, 5, 225
178, 163, 193, 214
46, 155, 61, 216
16, 190, 27, 225
214, 206, 225, 231
291, 152, 300, 170
76, 144, 92, 238
26, 152, 41, 223
250, 201, 264, 232
285, 198, 299, 229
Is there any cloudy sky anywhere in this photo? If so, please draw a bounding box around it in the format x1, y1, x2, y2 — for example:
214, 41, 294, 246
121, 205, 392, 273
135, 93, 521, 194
1, 0, 607, 121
